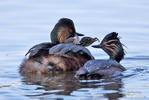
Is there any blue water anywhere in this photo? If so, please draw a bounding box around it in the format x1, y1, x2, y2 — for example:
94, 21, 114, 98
0, 0, 149, 100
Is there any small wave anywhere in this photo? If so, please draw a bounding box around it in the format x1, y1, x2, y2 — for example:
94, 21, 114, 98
123, 66, 149, 79
125, 55, 149, 60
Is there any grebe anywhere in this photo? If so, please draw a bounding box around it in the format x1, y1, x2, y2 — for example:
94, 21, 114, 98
75, 32, 126, 79
25, 18, 84, 58
20, 18, 98, 74
79, 37, 99, 47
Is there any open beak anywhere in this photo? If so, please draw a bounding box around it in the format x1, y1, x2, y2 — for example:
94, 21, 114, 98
75, 32, 84, 36
92, 44, 102, 48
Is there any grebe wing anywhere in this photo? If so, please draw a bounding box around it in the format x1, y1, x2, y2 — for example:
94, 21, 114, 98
83, 60, 125, 73
75, 59, 125, 78
25, 42, 54, 57
49, 43, 94, 59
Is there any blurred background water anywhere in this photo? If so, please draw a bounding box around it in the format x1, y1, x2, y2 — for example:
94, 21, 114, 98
0, 0, 149, 100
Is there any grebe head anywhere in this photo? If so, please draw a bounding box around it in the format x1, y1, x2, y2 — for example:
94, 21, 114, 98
92, 32, 125, 62
51, 18, 84, 44
80, 37, 99, 47
64, 36, 99, 46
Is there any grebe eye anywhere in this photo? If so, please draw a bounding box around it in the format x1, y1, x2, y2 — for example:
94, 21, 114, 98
69, 29, 73, 33
102, 42, 105, 46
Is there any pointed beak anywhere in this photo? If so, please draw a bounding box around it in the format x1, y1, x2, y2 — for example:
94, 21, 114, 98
92, 37, 100, 42
75, 32, 84, 36
92, 44, 102, 48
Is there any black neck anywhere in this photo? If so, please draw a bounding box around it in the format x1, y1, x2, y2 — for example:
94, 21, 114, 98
101, 32, 125, 62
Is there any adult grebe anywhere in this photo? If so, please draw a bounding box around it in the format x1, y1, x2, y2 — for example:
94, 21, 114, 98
75, 32, 126, 79
20, 18, 98, 74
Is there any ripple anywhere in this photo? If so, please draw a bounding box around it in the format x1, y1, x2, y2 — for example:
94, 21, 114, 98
125, 55, 149, 60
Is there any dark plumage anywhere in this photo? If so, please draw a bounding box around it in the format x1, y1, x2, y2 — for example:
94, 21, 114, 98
51, 18, 84, 44
25, 18, 84, 58
20, 18, 94, 74
25, 42, 54, 58
25, 36, 98, 58
20, 43, 94, 74
94, 32, 125, 62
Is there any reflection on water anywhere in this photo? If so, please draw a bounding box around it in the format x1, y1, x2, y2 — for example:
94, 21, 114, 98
21, 72, 80, 95
21, 72, 124, 100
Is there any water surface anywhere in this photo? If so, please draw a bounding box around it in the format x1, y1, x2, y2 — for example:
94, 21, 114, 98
0, 0, 149, 100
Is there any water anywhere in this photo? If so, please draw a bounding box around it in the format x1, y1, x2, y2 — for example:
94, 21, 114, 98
0, 0, 149, 100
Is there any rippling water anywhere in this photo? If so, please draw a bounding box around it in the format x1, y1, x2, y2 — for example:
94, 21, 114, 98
0, 0, 149, 100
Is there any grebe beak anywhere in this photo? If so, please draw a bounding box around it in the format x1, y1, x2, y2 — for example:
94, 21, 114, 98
92, 37, 100, 42
75, 32, 84, 36
92, 44, 102, 48
67, 32, 84, 39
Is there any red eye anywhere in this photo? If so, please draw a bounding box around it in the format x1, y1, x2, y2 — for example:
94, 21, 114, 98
102, 42, 105, 46
69, 29, 73, 33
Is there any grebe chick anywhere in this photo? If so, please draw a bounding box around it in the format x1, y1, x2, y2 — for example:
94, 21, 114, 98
79, 37, 99, 47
